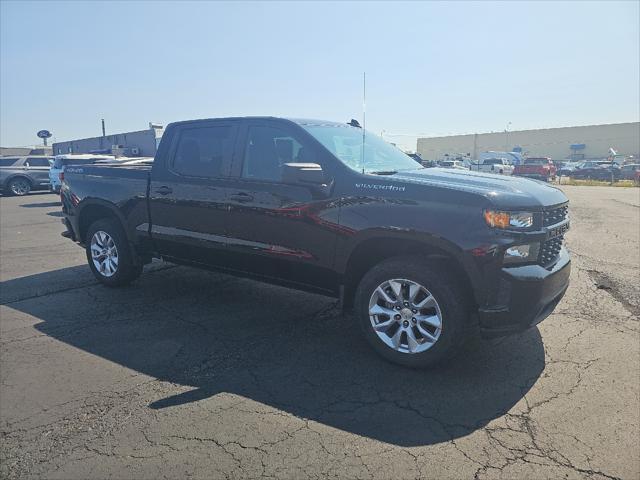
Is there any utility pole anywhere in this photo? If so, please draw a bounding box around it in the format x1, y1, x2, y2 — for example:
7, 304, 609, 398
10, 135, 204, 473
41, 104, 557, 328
473, 133, 478, 159
100, 119, 106, 150
505, 121, 512, 151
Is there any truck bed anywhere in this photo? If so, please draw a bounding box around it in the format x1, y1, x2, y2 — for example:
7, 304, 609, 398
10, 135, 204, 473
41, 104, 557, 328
61, 163, 152, 244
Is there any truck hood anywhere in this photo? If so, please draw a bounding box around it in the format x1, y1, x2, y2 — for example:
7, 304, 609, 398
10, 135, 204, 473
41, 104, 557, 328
390, 168, 567, 209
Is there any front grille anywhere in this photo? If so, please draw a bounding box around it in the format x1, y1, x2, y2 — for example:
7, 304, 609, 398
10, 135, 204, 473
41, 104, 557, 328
543, 204, 568, 226
539, 235, 564, 267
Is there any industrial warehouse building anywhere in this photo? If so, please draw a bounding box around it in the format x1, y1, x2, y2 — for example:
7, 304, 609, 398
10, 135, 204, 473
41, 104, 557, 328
417, 122, 640, 162
52, 124, 163, 157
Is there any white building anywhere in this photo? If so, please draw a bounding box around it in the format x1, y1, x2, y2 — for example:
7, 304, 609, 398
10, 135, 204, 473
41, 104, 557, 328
417, 122, 640, 161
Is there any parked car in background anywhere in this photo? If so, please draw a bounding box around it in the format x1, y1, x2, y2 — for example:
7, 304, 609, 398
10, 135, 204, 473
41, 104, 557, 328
49, 155, 116, 193
406, 153, 437, 168
0, 156, 54, 196
420, 159, 438, 168
439, 160, 468, 170
620, 164, 640, 181
479, 151, 524, 166
513, 157, 557, 182
59, 116, 571, 368
560, 161, 606, 177
469, 158, 514, 175
570, 162, 621, 181
557, 161, 580, 177
406, 153, 424, 165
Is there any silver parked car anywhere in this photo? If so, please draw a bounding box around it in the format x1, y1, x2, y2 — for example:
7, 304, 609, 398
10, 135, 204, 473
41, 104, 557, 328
0, 156, 54, 196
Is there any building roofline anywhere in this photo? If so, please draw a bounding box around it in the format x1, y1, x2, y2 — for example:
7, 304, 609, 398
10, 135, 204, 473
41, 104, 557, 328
52, 127, 161, 146
417, 121, 640, 140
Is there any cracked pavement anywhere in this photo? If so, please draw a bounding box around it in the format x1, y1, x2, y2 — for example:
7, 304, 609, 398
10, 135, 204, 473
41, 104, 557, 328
1, 186, 638, 479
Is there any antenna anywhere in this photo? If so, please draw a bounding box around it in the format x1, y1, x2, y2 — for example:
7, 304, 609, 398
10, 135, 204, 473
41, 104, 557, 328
362, 72, 366, 174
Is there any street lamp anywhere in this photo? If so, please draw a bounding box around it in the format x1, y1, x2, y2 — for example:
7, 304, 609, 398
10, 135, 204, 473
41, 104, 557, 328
505, 122, 512, 151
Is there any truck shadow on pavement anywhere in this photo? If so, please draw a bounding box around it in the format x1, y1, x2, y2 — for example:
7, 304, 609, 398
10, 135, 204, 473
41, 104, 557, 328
19, 201, 61, 208
2, 264, 545, 447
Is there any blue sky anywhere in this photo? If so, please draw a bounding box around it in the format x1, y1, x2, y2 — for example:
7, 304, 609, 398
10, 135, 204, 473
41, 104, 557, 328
1, 1, 639, 150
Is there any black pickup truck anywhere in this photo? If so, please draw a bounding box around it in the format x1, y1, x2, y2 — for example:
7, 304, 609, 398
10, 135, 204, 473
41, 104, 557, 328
60, 117, 571, 367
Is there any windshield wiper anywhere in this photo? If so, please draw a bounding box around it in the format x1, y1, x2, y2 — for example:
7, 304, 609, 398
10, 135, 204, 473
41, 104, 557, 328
369, 170, 398, 175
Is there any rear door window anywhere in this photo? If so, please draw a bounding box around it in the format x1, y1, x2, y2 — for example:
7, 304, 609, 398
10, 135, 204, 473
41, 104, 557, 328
171, 125, 237, 178
25, 158, 50, 167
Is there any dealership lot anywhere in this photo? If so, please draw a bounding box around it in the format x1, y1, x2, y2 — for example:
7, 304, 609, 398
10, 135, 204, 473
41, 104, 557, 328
0, 187, 638, 479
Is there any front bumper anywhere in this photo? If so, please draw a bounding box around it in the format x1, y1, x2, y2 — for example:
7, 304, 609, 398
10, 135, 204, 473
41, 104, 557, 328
478, 247, 571, 338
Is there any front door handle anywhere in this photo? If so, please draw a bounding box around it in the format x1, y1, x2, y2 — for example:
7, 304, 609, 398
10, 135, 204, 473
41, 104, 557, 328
155, 186, 173, 195
229, 192, 254, 203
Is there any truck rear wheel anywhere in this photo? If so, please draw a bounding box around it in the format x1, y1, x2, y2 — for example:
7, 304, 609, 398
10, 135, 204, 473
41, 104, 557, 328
354, 256, 470, 368
86, 219, 142, 287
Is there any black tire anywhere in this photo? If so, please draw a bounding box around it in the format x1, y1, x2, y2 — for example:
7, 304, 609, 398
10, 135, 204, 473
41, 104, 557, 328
354, 256, 471, 368
85, 218, 142, 287
7, 177, 32, 196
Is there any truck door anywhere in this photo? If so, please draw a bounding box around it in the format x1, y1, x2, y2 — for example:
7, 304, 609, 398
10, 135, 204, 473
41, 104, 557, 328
223, 120, 341, 294
148, 120, 238, 267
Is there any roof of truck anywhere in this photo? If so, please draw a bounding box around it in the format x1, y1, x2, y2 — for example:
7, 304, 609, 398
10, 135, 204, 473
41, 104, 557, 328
167, 117, 353, 128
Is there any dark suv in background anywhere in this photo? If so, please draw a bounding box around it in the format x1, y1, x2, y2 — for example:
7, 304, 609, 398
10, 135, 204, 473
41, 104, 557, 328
0, 156, 53, 196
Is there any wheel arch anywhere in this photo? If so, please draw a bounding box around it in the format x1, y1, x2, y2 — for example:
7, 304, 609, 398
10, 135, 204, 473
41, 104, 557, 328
77, 200, 130, 245
4, 174, 33, 190
340, 233, 477, 311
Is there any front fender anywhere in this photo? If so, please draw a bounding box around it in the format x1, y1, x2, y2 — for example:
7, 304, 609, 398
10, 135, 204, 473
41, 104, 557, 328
335, 228, 485, 306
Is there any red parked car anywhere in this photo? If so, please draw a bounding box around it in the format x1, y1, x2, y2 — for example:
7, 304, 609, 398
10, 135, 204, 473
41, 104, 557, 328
513, 157, 557, 182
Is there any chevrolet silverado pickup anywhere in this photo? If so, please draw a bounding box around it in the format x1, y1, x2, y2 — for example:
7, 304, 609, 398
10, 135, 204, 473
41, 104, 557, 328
60, 117, 571, 368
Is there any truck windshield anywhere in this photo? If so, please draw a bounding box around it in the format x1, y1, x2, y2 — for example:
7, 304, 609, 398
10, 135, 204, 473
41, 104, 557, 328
302, 125, 422, 174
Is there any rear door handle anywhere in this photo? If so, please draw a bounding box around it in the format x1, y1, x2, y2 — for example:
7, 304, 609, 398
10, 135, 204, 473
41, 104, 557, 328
229, 192, 254, 203
155, 186, 173, 195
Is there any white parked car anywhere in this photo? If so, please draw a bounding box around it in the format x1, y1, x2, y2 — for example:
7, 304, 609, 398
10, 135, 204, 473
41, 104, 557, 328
438, 160, 468, 170
469, 158, 514, 175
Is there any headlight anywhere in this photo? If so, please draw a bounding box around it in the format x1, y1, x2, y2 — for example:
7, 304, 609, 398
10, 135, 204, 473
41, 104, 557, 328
484, 210, 534, 229
503, 243, 540, 264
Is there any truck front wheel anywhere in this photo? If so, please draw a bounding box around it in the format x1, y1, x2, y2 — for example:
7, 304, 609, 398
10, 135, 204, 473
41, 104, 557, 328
354, 257, 470, 368
85, 219, 142, 287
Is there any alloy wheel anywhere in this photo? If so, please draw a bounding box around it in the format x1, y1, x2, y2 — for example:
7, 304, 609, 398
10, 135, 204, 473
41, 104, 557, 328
368, 278, 443, 354
90, 231, 119, 277
10, 179, 30, 196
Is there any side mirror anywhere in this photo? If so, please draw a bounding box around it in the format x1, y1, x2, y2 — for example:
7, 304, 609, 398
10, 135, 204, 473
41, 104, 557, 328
282, 163, 325, 186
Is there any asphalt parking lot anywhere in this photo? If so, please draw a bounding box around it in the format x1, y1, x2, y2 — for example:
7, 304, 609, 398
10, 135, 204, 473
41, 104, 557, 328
1, 187, 638, 479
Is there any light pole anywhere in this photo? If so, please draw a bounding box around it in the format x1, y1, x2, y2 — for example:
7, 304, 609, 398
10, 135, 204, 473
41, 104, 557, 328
505, 122, 512, 151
